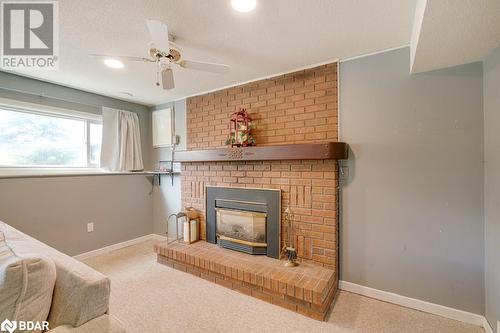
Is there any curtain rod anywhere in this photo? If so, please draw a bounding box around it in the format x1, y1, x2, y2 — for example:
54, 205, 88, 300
0, 86, 103, 110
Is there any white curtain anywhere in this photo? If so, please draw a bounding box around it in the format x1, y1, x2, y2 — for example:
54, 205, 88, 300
100, 107, 144, 171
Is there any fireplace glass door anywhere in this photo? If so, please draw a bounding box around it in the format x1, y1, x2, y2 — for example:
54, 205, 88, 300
216, 208, 267, 247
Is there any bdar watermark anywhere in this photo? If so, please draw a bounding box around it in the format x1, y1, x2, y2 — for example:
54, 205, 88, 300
1, 318, 50, 333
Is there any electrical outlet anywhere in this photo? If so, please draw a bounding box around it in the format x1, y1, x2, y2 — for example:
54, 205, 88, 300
87, 222, 94, 233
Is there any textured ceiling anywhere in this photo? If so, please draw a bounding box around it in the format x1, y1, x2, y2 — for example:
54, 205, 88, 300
7, 0, 416, 105
411, 0, 500, 73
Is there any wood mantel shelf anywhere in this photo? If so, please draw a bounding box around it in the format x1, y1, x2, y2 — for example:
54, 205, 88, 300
173, 142, 348, 162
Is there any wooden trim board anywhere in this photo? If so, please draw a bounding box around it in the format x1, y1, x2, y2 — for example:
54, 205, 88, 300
73, 234, 167, 260
173, 142, 348, 162
340, 280, 488, 330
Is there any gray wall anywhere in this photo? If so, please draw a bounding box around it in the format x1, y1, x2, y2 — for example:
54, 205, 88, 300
0, 72, 154, 256
339, 47, 485, 314
484, 46, 500, 331
0, 176, 153, 256
150, 100, 187, 236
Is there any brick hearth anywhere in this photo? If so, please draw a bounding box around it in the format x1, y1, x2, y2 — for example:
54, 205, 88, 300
154, 241, 337, 320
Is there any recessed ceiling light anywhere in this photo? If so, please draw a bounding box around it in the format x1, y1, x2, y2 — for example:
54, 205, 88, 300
104, 58, 124, 69
231, 0, 256, 12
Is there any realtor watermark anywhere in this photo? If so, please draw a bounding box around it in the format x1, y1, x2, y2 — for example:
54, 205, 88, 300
1, 318, 49, 332
1, 1, 59, 70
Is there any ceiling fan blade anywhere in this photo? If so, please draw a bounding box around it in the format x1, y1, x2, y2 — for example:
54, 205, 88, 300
161, 68, 175, 90
146, 19, 170, 52
178, 60, 230, 74
89, 54, 153, 62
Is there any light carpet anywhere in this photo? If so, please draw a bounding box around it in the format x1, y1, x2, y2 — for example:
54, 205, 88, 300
82, 240, 484, 333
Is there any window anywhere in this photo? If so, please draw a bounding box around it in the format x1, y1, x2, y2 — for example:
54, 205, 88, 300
0, 103, 102, 168
89, 122, 102, 166
152, 107, 173, 147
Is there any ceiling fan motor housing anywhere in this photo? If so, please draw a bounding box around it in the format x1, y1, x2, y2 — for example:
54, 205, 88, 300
149, 47, 181, 62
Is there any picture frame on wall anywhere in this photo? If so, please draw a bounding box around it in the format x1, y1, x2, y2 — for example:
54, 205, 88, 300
152, 107, 174, 148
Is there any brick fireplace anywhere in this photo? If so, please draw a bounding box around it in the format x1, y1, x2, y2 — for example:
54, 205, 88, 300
155, 62, 341, 320
182, 62, 339, 268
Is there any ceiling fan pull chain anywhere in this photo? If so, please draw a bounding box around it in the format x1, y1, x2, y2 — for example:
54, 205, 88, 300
156, 61, 160, 86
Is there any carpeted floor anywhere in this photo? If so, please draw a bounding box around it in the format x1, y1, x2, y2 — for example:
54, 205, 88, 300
82, 239, 484, 333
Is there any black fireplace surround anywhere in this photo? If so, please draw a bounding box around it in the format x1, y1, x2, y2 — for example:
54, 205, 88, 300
206, 186, 281, 259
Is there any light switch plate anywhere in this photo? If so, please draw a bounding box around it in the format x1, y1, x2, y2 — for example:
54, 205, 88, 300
87, 222, 94, 233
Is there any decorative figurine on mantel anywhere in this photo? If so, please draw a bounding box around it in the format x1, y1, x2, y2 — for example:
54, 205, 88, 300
225, 108, 256, 147
282, 207, 298, 267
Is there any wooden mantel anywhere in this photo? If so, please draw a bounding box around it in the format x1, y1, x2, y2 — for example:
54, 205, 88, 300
173, 142, 348, 162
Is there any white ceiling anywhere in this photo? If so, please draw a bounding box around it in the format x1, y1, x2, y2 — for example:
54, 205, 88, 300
8, 0, 417, 106
410, 0, 500, 73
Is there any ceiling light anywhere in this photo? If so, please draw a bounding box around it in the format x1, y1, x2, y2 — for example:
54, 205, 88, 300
231, 0, 256, 12
104, 58, 124, 69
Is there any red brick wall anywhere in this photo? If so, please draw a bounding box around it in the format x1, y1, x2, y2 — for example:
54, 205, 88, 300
182, 63, 338, 269
187, 63, 338, 148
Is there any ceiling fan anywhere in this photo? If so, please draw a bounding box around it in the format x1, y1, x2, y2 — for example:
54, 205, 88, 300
90, 20, 230, 90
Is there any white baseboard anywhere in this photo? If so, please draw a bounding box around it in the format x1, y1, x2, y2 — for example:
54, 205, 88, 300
339, 281, 486, 329
74, 233, 167, 260
482, 317, 494, 333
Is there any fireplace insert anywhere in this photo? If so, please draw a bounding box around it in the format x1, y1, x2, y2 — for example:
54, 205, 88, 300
216, 208, 267, 254
206, 186, 281, 258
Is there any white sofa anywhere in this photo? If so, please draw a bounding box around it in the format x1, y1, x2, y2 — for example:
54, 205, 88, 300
0, 221, 125, 332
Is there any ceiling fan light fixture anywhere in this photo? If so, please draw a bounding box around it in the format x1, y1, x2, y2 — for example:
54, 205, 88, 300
94, 19, 230, 91
231, 0, 256, 12
104, 58, 124, 69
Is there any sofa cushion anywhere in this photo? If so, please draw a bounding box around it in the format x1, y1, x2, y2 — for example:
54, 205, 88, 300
0, 231, 56, 333
0, 222, 110, 328
46, 314, 126, 333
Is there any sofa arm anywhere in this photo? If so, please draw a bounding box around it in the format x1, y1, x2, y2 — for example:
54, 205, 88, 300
47, 262, 111, 328
47, 314, 126, 333
0, 222, 111, 328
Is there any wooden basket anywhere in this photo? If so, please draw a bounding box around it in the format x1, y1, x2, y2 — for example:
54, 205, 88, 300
185, 207, 199, 220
